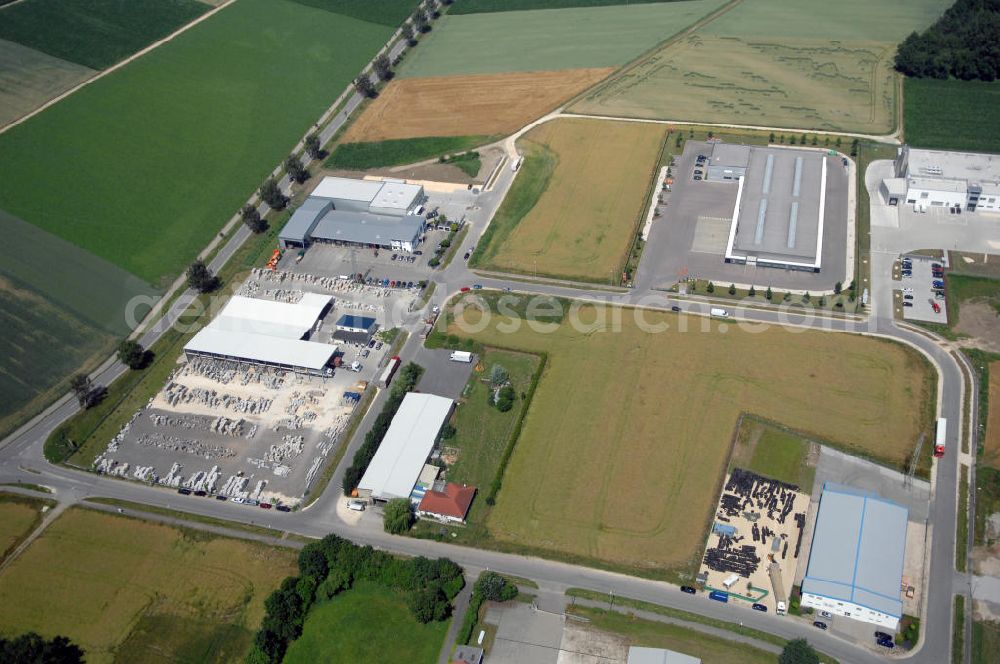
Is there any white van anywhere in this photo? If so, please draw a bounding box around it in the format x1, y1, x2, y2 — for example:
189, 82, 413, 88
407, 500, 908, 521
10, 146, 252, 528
347, 499, 366, 512
710, 307, 729, 318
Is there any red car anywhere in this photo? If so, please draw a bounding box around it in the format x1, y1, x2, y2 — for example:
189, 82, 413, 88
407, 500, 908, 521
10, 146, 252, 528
460, 287, 471, 292
259, 503, 272, 510
932, 302, 941, 313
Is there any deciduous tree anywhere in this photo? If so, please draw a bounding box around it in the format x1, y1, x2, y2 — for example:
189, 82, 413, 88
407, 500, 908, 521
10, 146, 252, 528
117, 340, 147, 370
240, 204, 266, 233
383, 498, 415, 534
259, 178, 288, 210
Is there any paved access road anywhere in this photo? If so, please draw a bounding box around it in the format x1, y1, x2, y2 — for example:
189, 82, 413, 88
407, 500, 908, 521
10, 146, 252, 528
0, 104, 966, 664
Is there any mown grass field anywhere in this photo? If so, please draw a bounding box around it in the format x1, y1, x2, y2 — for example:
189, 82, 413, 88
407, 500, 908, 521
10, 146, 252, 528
474, 118, 666, 283
326, 135, 491, 170
988, 363, 1000, 469
904, 78, 1000, 153
730, 418, 817, 490
572, 0, 950, 134
568, 606, 778, 664
397, 0, 726, 78
440, 297, 934, 573
0, 508, 295, 663
343, 69, 612, 140
283, 581, 449, 664
0, 493, 51, 565
0, 0, 209, 70
973, 619, 1000, 664
0, 0, 394, 285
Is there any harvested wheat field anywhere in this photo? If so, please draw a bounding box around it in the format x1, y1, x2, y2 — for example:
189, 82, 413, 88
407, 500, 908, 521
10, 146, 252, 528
343, 68, 613, 141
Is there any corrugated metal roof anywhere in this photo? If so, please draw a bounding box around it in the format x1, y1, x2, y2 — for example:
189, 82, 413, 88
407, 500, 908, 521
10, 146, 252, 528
335, 314, 376, 330
279, 198, 331, 244
311, 210, 424, 246
311, 176, 383, 202
184, 328, 336, 370
215, 294, 330, 339
802, 484, 908, 617
358, 393, 453, 501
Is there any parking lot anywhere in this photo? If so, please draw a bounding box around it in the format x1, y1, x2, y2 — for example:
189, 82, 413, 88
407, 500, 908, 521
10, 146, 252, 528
635, 141, 850, 293
897, 254, 947, 324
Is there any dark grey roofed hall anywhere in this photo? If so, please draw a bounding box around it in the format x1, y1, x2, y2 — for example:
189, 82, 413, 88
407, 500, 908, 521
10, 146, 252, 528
279, 198, 332, 247
312, 210, 423, 246
802, 483, 908, 618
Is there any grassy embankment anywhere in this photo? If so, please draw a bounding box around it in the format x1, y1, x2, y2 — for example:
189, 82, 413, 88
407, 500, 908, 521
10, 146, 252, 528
325, 135, 493, 171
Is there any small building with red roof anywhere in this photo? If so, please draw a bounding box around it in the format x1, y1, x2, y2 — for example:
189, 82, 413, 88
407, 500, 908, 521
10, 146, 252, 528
417, 482, 476, 524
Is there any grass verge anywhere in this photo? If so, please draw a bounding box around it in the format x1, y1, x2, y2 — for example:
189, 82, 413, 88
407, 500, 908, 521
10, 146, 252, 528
325, 135, 492, 170
958, 464, 969, 573
975, 466, 1000, 547
972, 618, 1000, 664
954, 595, 966, 664
83, 497, 309, 543
0, 482, 52, 494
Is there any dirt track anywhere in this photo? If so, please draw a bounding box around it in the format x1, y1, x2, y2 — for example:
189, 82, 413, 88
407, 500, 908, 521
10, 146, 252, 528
343, 68, 613, 141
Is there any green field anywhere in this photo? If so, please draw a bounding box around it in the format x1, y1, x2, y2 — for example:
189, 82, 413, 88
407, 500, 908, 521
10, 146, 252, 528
568, 606, 778, 664
572, 0, 950, 134
904, 78, 1000, 153
287, 0, 418, 25
437, 297, 934, 573
0, 38, 94, 127
0, 507, 295, 663
325, 135, 492, 170
0, 0, 209, 70
283, 581, 449, 663
473, 118, 666, 283
397, 0, 727, 78
730, 418, 817, 490
973, 619, 1000, 664
0, 0, 393, 284
452, 0, 686, 13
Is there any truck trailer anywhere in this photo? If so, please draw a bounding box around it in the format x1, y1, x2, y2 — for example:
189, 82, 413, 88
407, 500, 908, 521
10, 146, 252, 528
934, 418, 947, 457
379, 356, 400, 388
449, 351, 473, 363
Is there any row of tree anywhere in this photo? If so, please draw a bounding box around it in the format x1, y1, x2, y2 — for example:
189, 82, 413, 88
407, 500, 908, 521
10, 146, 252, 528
895, 0, 1000, 80
354, 0, 447, 98
248, 533, 463, 663
341, 362, 424, 494
456, 572, 519, 646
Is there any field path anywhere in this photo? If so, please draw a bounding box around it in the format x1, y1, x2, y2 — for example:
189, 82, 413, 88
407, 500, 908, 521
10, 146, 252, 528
0, 499, 67, 574
0, 0, 238, 134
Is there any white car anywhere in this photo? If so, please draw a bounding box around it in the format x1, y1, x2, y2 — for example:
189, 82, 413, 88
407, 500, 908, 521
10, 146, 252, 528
230, 497, 244, 504
347, 500, 366, 512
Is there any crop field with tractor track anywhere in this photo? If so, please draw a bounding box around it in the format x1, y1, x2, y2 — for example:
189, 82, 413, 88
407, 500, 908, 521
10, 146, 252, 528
571, 0, 950, 134
437, 297, 934, 574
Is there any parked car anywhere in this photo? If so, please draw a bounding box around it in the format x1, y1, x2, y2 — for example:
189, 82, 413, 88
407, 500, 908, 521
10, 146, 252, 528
216, 494, 228, 501
464, 251, 471, 260
694, 175, 703, 181
935, 291, 946, 300
694, 169, 703, 176
259, 503, 272, 510
932, 280, 945, 288
903, 302, 913, 307
178, 488, 192, 495
671, 305, 682, 312
932, 302, 941, 313
877, 639, 895, 649
932, 262, 942, 269
414, 250, 423, 255
752, 603, 768, 612
361, 349, 370, 358
194, 490, 207, 497
347, 500, 366, 512
245, 499, 259, 507
680, 586, 697, 594
819, 611, 833, 619
813, 622, 828, 630
276, 505, 291, 512
231, 497, 244, 504
460, 286, 471, 292
472, 284, 483, 290
903, 294, 913, 300
874, 631, 892, 641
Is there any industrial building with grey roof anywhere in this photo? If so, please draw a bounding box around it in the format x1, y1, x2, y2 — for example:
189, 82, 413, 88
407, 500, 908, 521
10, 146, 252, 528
800, 483, 908, 629
279, 176, 426, 251
720, 145, 828, 272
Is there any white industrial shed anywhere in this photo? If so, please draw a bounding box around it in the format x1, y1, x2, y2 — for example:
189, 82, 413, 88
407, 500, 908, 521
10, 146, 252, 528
357, 393, 454, 503
801, 483, 908, 629
310, 176, 423, 216
627, 647, 701, 664
883, 145, 1000, 212
183, 293, 337, 374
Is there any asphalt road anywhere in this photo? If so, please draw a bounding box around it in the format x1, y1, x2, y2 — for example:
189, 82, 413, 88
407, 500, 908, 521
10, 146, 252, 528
0, 43, 969, 664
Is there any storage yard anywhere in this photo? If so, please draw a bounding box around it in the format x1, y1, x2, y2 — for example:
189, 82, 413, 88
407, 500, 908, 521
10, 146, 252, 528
441, 297, 934, 572
699, 468, 809, 614
91, 269, 418, 506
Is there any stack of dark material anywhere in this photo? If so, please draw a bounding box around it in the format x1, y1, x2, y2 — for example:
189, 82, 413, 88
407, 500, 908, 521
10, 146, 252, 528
793, 512, 806, 558
703, 533, 761, 577
724, 468, 799, 525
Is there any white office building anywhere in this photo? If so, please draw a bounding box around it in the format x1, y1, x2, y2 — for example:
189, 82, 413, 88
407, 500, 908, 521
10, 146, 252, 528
882, 146, 1000, 213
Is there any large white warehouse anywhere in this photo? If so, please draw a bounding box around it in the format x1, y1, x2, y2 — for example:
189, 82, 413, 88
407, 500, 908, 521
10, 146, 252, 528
357, 393, 454, 503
